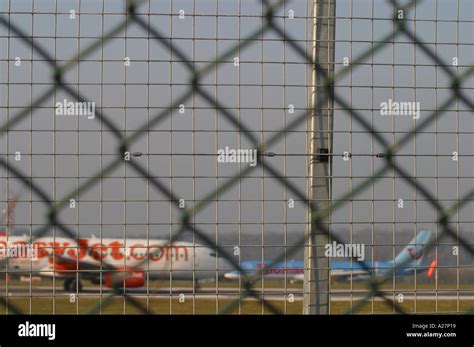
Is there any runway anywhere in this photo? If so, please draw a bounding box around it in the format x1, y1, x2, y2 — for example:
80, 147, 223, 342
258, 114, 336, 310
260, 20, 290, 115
2, 286, 474, 301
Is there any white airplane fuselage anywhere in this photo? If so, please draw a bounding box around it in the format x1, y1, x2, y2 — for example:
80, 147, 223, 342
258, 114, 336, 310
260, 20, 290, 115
0, 235, 231, 281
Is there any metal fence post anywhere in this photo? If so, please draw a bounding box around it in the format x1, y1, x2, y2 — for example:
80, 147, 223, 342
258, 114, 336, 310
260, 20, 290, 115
303, 0, 335, 315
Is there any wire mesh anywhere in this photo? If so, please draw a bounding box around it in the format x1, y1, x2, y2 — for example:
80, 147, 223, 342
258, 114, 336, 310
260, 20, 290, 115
0, 0, 472, 314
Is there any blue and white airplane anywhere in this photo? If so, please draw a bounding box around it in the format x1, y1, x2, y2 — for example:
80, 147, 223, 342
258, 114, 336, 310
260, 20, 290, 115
224, 230, 432, 282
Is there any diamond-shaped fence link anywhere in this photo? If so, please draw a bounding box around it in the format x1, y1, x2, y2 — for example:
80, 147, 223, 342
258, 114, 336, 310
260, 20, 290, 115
0, 0, 473, 314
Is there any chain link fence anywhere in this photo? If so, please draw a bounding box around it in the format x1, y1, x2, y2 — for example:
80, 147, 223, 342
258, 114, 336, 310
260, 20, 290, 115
0, 0, 473, 314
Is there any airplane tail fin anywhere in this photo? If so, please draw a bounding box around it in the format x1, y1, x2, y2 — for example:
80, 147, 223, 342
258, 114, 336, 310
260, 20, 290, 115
393, 229, 432, 269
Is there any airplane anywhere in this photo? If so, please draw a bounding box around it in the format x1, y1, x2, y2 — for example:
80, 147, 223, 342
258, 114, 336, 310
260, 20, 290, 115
0, 198, 232, 292
224, 230, 432, 282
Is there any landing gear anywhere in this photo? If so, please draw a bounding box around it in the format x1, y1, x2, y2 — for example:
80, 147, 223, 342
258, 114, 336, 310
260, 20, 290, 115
63, 278, 83, 292
194, 280, 201, 292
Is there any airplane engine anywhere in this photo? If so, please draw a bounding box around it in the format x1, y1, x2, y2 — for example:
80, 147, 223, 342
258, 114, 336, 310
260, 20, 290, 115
50, 262, 79, 276
105, 267, 145, 288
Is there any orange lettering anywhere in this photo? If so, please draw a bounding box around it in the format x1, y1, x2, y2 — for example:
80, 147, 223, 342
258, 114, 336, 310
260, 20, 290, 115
109, 241, 125, 260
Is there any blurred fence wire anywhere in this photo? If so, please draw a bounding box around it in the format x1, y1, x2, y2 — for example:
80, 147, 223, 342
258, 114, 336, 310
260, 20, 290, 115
0, 0, 473, 314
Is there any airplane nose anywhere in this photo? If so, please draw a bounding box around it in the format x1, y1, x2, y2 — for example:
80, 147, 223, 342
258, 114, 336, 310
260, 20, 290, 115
217, 257, 234, 277
223, 272, 240, 280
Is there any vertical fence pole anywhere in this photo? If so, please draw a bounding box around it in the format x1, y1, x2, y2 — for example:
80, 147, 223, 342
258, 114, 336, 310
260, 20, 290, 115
303, 0, 335, 315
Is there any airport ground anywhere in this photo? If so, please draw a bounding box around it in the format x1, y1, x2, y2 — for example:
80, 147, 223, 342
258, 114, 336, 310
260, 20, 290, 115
1, 278, 473, 314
